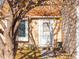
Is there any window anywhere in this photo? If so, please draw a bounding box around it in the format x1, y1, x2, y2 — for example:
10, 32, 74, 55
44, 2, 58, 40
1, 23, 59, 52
18, 21, 26, 37
0, 0, 4, 6
17, 20, 28, 41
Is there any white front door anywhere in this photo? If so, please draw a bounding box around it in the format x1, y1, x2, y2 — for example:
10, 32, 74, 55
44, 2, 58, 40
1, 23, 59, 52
38, 20, 53, 47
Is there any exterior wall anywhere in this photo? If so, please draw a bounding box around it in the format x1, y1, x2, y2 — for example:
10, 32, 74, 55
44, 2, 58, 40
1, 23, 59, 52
29, 20, 39, 47
53, 20, 62, 48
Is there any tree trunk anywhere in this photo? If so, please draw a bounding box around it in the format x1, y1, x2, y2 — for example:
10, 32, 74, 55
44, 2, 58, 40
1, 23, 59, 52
0, 0, 14, 59
61, 0, 77, 59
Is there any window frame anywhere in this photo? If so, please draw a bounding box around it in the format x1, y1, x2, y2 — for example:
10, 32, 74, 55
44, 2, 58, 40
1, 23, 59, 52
0, 0, 5, 8
16, 18, 29, 43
